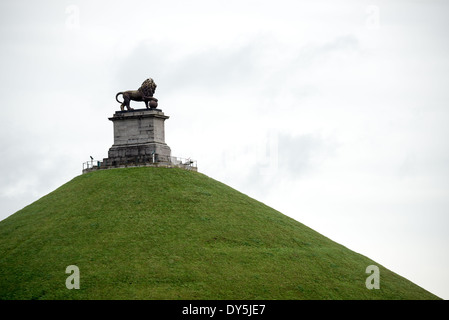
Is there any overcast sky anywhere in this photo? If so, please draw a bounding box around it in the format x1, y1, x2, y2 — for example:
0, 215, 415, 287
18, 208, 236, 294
0, 0, 448, 299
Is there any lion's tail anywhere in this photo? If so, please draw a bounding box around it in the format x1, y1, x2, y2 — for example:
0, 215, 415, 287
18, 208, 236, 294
115, 92, 123, 104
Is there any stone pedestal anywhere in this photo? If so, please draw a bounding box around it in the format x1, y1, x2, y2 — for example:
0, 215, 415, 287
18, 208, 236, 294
103, 108, 171, 166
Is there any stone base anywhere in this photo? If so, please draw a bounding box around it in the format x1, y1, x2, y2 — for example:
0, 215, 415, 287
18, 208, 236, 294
101, 108, 172, 167
81, 106, 198, 174
104, 142, 171, 166
109, 108, 169, 146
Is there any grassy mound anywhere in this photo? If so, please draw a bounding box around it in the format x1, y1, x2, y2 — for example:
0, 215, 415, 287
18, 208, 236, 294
0, 167, 440, 299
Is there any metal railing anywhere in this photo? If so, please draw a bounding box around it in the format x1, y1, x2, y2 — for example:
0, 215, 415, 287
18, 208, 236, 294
170, 156, 197, 169
82, 159, 101, 171
82, 155, 197, 172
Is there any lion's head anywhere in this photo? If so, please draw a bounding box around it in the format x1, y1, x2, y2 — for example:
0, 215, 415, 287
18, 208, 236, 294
138, 78, 157, 97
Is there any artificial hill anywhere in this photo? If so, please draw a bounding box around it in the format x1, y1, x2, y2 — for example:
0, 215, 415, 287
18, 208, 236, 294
0, 167, 440, 299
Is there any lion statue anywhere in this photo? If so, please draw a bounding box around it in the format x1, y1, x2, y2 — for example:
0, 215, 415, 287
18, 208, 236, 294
116, 78, 158, 111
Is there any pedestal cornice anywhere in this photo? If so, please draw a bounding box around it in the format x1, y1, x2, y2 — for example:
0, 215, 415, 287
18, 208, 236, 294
109, 108, 169, 121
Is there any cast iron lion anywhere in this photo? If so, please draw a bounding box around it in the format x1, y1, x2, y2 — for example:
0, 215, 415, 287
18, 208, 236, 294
116, 78, 158, 111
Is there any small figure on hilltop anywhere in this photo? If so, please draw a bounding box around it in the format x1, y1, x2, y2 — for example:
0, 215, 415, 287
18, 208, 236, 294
116, 78, 159, 111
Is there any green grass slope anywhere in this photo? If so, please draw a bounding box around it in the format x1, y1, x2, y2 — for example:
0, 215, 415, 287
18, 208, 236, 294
0, 167, 440, 299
